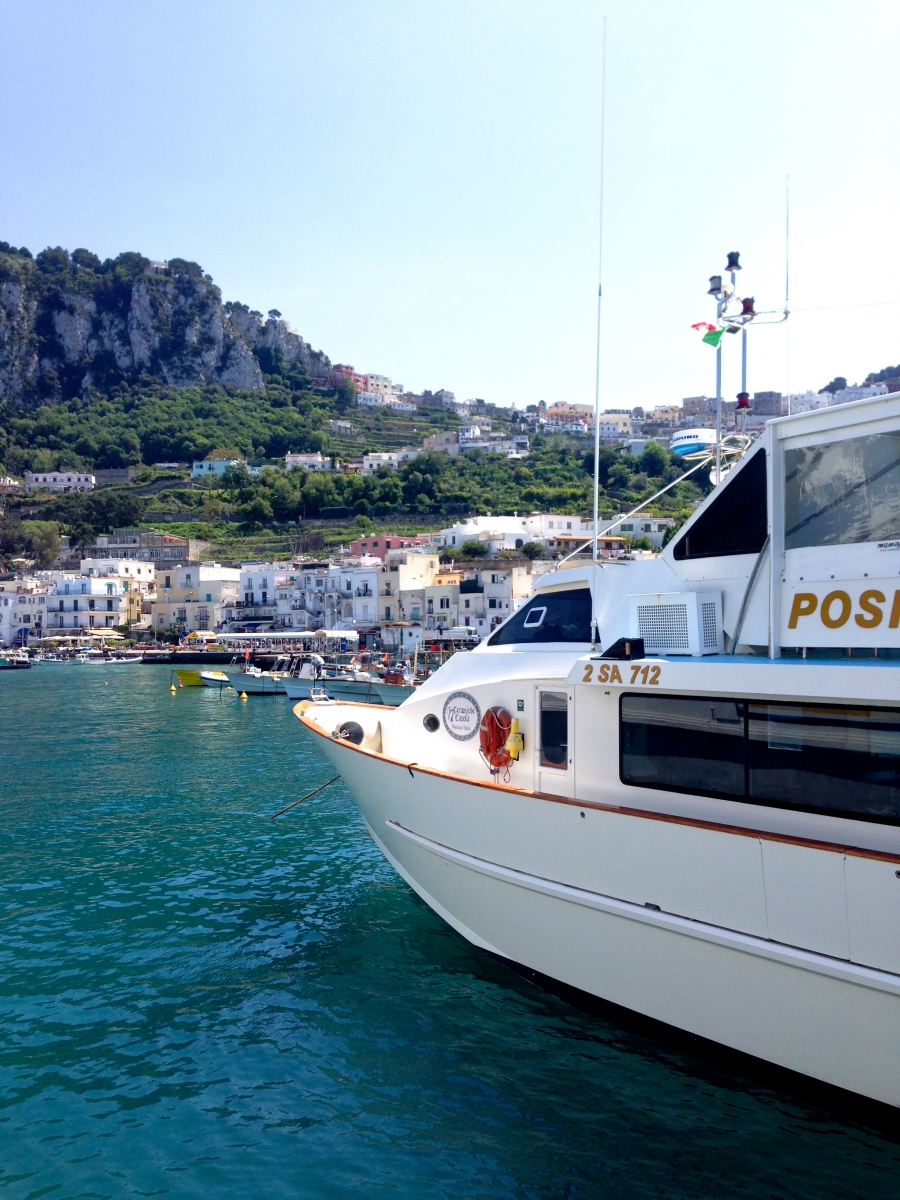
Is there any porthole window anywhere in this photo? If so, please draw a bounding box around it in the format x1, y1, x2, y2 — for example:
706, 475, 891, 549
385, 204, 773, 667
423, 714, 440, 732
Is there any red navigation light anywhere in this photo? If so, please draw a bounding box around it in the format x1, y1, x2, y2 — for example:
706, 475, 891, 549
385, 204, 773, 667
736, 392, 750, 409
741, 296, 755, 315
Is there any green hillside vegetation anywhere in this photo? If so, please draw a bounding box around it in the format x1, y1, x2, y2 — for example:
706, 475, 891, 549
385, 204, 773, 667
0, 239, 713, 561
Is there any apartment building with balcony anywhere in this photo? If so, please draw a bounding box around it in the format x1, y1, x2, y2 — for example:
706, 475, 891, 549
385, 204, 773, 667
152, 564, 240, 633
0, 580, 50, 645
79, 558, 157, 626
44, 575, 125, 632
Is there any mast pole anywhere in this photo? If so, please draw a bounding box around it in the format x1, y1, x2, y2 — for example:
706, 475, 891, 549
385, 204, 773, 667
591, 15, 607, 569
715, 291, 724, 486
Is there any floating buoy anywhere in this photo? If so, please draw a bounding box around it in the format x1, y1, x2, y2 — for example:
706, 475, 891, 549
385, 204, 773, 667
169, 683, 177, 693
104, 681, 108, 686
240, 691, 248, 700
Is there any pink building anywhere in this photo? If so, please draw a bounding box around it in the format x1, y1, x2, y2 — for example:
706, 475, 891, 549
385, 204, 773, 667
348, 533, 431, 561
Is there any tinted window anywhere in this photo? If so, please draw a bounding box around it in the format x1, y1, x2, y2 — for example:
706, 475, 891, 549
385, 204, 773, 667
489, 587, 592, 645
620, 693, 900, 824
540, 691, 569, 768
620, 694, 745, 798
673, 449, 767, 560
748, 703, 900, 820
785, 433, 900, 550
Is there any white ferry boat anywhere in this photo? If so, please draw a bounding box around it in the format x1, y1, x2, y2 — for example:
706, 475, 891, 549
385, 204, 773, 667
294, 393, 900, 1108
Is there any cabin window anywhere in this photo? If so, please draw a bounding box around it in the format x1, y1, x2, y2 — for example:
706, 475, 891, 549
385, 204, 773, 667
785, 432, 900, 549
673, 449, 767, 560
748, 703, 900, 820
621, 694, 745, 798
540, 691, 569, 768
620, 693, 900, 824
489, 587, 592, 645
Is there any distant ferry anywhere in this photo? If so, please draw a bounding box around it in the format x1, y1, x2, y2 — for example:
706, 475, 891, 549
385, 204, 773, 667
670, 428, 716, 456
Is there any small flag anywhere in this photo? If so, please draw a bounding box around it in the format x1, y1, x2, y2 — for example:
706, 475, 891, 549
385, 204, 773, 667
691, 321, 725, 347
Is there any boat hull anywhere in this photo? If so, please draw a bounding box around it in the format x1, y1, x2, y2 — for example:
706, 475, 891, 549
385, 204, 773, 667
283, 677, 414, 704
225, 672, 282, 695
304, 714, 900, 1109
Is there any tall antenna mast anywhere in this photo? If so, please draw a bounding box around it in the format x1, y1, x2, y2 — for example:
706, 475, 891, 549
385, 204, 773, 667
785, 175, 791, 414
591, 15, 607, 574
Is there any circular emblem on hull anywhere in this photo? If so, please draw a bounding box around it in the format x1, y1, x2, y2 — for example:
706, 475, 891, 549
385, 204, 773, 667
442, 691, 481, 741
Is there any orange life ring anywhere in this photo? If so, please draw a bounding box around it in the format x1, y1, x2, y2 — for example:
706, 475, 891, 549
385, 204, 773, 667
479, 706, 512, 779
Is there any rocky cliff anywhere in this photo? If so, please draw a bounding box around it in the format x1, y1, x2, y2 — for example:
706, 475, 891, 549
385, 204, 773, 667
0, 243, 331, 405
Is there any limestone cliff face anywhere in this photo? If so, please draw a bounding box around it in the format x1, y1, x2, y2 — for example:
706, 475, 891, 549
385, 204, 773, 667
0, 245, 330, 405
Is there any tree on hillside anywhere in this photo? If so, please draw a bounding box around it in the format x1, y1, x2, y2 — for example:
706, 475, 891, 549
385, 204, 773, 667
460, 540, 488, 557
818, 376, 847, 394
639, 442, 669, 478
519, 541, 545, 560
239, 496, 274, 526
28, 522, 61, 566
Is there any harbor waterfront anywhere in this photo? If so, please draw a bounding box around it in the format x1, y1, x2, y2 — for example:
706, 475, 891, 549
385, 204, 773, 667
1, 667, 899, 1197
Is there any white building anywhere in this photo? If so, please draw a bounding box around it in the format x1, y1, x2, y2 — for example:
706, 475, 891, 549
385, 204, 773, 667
80, 558, 157, 626
356, 391, 385, 408
0, 580, 50, 644
45, 575, 125, 633
432, 512, 641, 556
361, 449, 421, 476
293, 560, 381, 630
285, 452, 331, 471
605, 516, 675, 548
24, 471, 94, 493
831, 384, 889, 405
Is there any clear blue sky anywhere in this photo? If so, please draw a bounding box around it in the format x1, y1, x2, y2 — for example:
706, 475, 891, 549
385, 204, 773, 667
1, 1, 898, 410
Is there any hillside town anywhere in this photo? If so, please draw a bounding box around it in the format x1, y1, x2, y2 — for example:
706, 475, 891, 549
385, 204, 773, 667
0, 504, 677, 649
4, 372, 897, 651
4, 376, 896, 500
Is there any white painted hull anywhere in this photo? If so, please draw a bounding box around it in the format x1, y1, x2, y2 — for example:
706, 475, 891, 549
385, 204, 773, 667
309, 728, 900, 1108
225, 671, 283, 695
283, 677, 415, 705
282, 678, 319, 701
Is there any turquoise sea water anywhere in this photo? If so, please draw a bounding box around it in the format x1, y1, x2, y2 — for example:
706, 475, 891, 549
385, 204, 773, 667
1, 666, 899, 1199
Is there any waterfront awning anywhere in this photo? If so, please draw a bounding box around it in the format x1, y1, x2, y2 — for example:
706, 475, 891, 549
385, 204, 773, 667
214, 630, 358, 643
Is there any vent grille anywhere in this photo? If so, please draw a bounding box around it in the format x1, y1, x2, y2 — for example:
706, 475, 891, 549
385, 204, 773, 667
701, 601, 718, 648
637, 603, 689, 649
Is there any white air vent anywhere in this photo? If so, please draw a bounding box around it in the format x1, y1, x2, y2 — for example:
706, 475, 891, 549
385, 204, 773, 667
627, 591, 723, 656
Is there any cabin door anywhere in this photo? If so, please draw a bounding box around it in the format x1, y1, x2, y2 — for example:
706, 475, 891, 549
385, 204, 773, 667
534, 687, 574, 798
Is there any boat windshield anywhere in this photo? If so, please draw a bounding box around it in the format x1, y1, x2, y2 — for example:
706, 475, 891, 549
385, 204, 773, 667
489, 587, 592, 645
673, 449, 767, 560
785, 432, 900, 549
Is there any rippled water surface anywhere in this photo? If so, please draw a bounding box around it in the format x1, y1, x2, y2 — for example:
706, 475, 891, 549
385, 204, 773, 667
1, 666, 899, 1199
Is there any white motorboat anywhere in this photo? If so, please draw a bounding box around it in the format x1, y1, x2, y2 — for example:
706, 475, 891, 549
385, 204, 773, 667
283, 666, 416, 705
224, 664, 285, 695
198, 670, 232, 688
0, 649, 32, 670
294, 393, 900, 1109
71, 648, 111, 664
224, 654, 293, 695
